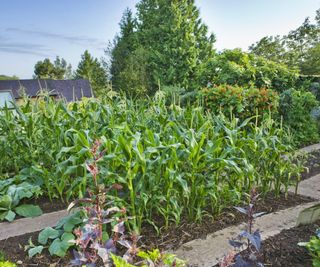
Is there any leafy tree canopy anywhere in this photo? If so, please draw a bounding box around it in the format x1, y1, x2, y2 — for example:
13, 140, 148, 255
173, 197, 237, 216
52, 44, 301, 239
0, 75, 19, 80
249, 8, 320, 75
34, 57, 72, 79
211, 48, 299, 92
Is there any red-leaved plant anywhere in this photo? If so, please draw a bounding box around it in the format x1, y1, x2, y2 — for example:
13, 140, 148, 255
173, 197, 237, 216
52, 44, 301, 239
68, 140, 140, 267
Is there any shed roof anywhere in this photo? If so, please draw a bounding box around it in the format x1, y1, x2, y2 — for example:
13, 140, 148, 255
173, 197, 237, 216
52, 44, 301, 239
0, 79, 93, 102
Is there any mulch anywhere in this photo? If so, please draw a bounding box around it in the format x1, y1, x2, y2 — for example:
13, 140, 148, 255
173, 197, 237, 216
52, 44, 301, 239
301, 149, 320, 180
225, 220, 320, 267
259, 221, 319, 267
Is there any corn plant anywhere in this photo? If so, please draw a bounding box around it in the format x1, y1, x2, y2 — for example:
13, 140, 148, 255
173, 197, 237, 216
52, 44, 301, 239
0, 94, 302, 230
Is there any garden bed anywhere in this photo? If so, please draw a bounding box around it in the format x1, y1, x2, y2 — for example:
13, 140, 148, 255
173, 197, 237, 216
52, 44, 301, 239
0, 191, 314, 266
302, 149, 320, 180
259, 221, 319, 267
227, 220, 320, 267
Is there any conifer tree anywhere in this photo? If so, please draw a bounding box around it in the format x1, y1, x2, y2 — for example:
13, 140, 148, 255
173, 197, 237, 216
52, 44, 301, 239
136, 0, 216, 91
75, 50, 108, 96
108, 1, 216, 95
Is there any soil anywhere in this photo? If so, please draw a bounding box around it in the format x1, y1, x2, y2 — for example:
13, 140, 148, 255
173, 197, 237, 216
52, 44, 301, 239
0, 230, 71, 267
302, 150, 320, 180
260, 221, 319, 267
0, 191, 313, 267
139, 191, 315, 251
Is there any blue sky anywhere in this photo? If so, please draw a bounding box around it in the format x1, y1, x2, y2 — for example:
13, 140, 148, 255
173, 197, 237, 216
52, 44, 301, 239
0, 0, 319, 78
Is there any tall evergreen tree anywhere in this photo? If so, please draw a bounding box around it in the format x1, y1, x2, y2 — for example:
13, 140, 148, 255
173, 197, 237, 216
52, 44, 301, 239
108, 8, 150, 95
75, 50, 108, 96
108, 1, 216, 95
136, 0, 216, 91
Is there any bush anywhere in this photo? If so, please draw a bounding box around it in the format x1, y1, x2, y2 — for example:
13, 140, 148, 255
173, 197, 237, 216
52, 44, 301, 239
211, 49, 299, 92
200, 85, 279, 120
279, 89, 320, 146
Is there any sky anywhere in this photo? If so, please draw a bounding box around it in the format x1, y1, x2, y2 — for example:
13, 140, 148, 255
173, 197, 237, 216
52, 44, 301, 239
0, 0, 319, 78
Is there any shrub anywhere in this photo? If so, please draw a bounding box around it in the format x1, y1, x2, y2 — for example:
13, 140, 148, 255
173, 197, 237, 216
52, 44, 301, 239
211, 49, 299, 92
279, 89, 320, 146
200, 85, 279, 120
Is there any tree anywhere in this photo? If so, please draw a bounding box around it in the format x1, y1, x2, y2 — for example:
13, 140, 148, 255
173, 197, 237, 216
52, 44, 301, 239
116, 47, 150, 96
211, 48, 299, 92
108, 8, 149, 95
249, 8, 320, 75
300, 43, 320, 75
34, 57, 72, 79
54, 57, 73, 79
0, 75, 18, 80
75, 50, 108, 96
108, 1, 216, 95
136, 0, 215, 91
249, 36, 287, 63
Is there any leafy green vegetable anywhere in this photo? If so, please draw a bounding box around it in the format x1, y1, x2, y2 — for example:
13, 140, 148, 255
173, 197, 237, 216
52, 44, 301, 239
38, 227, 60, 245
15, 204, 42, 218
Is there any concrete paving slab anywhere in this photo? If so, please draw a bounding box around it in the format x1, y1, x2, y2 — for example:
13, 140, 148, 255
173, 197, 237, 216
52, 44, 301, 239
174, 202, 318, 267
299, 143, 320, 153
0, 210, 68, 241
289, 174, 320, 200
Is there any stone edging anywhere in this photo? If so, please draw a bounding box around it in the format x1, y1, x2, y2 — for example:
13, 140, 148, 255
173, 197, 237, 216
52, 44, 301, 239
299, 143, 320, 153
0, 210, 68, 241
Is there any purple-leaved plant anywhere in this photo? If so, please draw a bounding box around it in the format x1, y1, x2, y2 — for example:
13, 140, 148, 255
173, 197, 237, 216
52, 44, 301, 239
68, 140, 140, 267
220, 188, 265, 267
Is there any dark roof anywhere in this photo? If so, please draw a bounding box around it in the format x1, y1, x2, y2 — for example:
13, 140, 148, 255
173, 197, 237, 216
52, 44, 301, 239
0, 79, 93, 102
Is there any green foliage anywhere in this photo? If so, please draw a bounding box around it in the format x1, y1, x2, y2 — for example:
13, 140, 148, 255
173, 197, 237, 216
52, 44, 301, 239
250, 8, 320, 75
138, 249, 186, 266
200, 85, 279, 120
109, 0, 215, 95
75, 50, 108, 96
136, 0, 215, 91
34, 56, 72, 79
0, 261, 16, 267
0, 179, 42, 222
109, 8, 149, 96
1, 96, 303, 231
111, 254, 135, 267
27, 212, 81, 258
249, 35, 287, 63
300, 43, 320, 75
211, 49, 299, 92
299, 229, 320, 267
0, 75, 18, 81
0, 251, 5, 262
110, 249, 185, 267
279, 89, 320, 146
